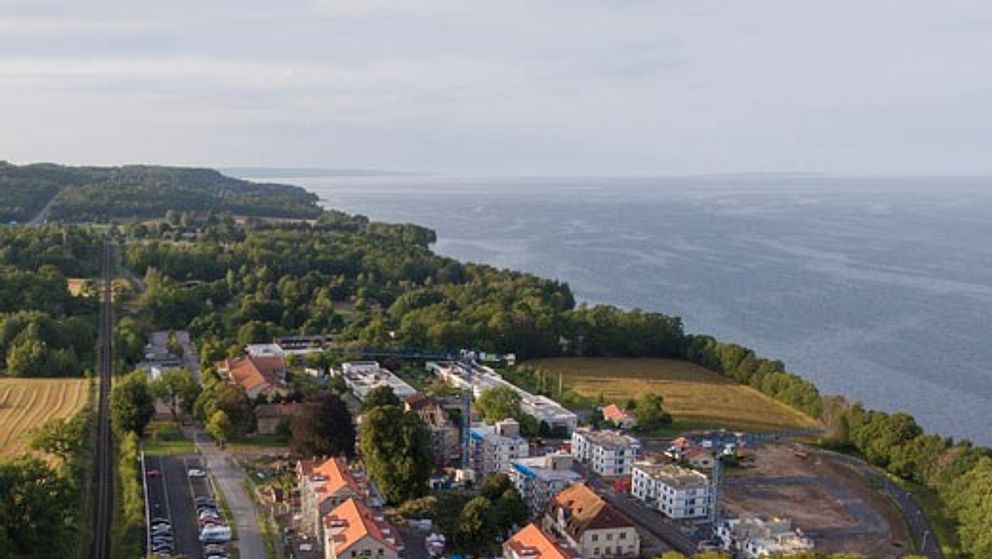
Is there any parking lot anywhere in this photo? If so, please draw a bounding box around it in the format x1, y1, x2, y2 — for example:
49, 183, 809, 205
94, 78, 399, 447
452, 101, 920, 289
145, 453, 228, 559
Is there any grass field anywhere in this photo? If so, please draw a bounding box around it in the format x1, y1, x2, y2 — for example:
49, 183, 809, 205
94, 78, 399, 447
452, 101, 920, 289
526, 357, 819, 432
0, 378, 90, 460
142, 420, 196, 456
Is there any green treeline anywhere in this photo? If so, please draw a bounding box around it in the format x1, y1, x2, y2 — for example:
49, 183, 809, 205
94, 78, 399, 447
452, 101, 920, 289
0, 162, 321, 223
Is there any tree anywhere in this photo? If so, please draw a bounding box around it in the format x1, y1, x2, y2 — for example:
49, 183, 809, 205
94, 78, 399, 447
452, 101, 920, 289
358, 405, 432, 503
475, 385, 522, 423
455, 496, 499, 554
0, 458, 76, 555
206, 410, 232, 448
29, 415, 86, 463
291, 391, 356, 458
480, 473, 515, 500
493, 487, 528, 534
6, 337, 48, 377
634, 393, 671, 431
110, 371, 156, 436
150, 368, 200, 422
364, 385, 401, 410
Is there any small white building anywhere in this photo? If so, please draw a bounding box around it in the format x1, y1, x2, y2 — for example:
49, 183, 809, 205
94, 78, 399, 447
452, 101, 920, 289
570, 428, 641, 476
715, 516, 814, 558
469, 419, 530, 476
509, 453, 582, 514
630, 462, 711, 519
336, 361, 418, 401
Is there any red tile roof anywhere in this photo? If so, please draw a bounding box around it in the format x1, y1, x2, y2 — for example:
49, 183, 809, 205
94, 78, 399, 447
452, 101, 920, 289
323, 498, 400, 554
602, 404, 633, 423
216, 355, 284, 393
505, 524, 580, 559
548, 482, 634, 539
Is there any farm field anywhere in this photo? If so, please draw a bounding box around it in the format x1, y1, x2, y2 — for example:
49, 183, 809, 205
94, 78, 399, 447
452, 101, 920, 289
526, 357, 819, 432
0, 378, 90, 461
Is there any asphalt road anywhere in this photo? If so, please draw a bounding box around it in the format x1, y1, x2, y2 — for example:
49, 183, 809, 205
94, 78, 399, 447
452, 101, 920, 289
145, 454, 203, 558
817, 448, 944, 559
191, 428, 268, 559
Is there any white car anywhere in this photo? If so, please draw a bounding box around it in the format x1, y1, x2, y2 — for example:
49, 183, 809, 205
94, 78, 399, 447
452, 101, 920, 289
187, 468, 207, 478
299, 543, 313, 552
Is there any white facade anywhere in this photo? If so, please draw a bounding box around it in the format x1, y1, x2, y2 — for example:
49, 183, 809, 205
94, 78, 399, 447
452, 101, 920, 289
509, 454, 582, 514
427, 361, 578, 433
630, 462, 711, 519
715, 516, 814, 559
570, 429, 640, 476
336, 361, 417, 401
469, 420, 530, 476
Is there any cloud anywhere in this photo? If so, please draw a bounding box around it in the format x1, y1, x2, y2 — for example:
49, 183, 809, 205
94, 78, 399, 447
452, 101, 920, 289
0, 0, 991, 174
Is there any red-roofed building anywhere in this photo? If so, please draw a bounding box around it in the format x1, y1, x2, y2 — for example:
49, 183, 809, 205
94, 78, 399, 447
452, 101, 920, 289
504, 523, 580, 559
216, 355, 289, 399
543, 482, 640, 558
600, 405, 635, 429
323, 498, 402, 559
297, 458, 368, 538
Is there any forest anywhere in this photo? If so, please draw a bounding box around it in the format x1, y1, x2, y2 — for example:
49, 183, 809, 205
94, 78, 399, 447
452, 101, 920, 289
0, 162, 321, 223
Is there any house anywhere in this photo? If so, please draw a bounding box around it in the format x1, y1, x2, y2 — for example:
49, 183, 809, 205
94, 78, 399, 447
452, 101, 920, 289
215, 354, 289, 399
600, 405, 635, 429
509, 453, 582, 514
683, 447, 716, 470
469, 419, 530, 476
630, 462, 711, 520
570, 428, 640, 476
323, 498, 402, 559
297, 458, 367, 538
255, 402, 303, 435
404, 393, 459, 467
543, 482, 640, 559
714, 515, 814, 558
504, 523, 580, 559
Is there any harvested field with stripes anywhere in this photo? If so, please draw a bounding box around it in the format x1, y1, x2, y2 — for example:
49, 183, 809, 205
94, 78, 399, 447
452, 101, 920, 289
0, 378, 90, 461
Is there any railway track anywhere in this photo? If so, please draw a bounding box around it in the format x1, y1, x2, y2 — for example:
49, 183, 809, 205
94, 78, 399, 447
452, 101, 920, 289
89, 241, 115, 559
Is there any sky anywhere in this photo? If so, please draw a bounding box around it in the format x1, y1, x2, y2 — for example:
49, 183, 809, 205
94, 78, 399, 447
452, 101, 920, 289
1, 0, 992, 176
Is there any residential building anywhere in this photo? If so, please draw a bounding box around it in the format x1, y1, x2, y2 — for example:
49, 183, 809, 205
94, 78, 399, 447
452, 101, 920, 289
504, 523, 580, 559
509, 453, 582, 514
256, 402, 303, 435
297, 458, 367, 538
427, 361, 578, 433
323, 498, 402, 559
404, 392, 459, 467
336, 361, 417, 401
715, 516, 814, 558
469, 419, 530, 476
543, 482, 640, 559
630, 462, 711, 520
600, 405, 635, 429
683, 448, 716, 470
570, 428, 640, 476
216, 354, 289, 399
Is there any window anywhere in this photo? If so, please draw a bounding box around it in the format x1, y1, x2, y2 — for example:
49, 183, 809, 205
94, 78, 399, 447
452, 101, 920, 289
593, 549, 600, 556
591, 535, 598, 542
606, 534, 613, 541
619, 533, 627, 540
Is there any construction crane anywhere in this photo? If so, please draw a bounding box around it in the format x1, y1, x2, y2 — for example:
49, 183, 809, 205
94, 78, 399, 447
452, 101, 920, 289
707, 428, 823, 526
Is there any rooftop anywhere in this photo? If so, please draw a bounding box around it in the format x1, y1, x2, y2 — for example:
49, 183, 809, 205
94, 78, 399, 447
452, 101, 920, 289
323, 498, 401, 554
634, 462, 710, 489
548, 482, 634, 538
505, 523, 580, 559
512, 454, 582, 483
574, 428, 640, 450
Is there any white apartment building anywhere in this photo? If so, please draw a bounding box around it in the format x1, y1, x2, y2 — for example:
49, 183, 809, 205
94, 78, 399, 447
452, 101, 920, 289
509, 453, 583, 514
630, 462, 712, 520
715, 516, 814, 558
570, 428, 640, 476
469, 419, 530, 476
427, 361, 578, 434
336, 361, 418, 401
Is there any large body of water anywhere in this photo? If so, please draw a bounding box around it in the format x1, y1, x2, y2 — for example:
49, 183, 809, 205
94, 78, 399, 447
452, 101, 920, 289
287, 175, 992, 445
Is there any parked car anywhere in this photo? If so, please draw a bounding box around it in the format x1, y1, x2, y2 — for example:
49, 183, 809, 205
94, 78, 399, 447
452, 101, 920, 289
187, 468, 206, 478
200, 526, 232, 543
146, 469, 162, 478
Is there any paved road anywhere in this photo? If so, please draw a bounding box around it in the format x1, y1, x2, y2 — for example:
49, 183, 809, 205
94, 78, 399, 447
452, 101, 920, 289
27, 193, 58, 225
145, 454, 203, 558
176, 330, 202, 382
191, 427, 267, 559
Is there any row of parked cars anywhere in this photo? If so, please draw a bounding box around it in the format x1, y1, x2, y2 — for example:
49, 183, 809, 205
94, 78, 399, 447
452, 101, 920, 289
192, 469, 233, 559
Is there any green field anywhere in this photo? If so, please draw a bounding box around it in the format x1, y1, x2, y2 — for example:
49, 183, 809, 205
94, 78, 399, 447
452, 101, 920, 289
527, 357, 819, 432
141, 420, 195, 456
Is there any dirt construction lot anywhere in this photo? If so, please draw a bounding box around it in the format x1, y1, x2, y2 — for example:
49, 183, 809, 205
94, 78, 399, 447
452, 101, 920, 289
723, 444, 910, 558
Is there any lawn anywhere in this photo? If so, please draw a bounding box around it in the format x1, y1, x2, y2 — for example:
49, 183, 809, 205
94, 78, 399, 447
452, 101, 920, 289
141, 420, 196, 455
525, 357, 819, 432
0, 378, 90, 460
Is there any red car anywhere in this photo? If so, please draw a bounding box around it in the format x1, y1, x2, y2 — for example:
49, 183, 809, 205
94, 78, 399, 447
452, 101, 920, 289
147, 469, 163, 478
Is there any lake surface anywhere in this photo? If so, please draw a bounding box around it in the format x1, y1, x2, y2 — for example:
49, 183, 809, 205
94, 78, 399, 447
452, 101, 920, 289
286, 175, 992, 445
